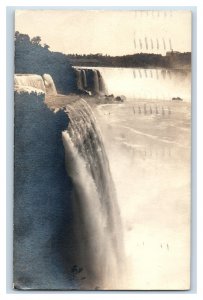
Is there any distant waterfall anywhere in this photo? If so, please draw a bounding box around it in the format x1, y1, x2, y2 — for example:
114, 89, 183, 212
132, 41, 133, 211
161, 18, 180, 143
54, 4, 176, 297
14, 74, 46, 92
98, 70, 106, 93
62, 99, 124, 289
14, 74, 57, 95
93, 70, 100, 94
75, 69, 84, 91
81, 70, 87, 89
74, 68, 107, 96
74, 67, 191, 101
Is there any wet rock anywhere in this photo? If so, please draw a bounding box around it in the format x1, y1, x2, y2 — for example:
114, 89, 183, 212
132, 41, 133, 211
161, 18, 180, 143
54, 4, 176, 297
115, 95, 126, 102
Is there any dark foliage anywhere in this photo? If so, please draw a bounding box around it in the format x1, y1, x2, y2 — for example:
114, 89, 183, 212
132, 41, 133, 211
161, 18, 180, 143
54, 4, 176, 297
67, 52, 191, 69
15, 32, 78, 94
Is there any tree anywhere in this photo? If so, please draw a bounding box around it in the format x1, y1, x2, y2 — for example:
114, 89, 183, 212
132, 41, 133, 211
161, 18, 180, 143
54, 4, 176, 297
43, 44, 50, 50
31, 36, 41, 46
15, 32, 30, 45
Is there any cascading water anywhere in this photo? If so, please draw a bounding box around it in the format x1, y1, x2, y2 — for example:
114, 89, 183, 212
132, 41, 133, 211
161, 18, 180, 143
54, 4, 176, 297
81, 69, 87, 89
74, 68, 107, 96
14, 74, 46, 92
62, 99, 124, 289
14, 73, 57, 95
98, 70, 106, 94
42, 74, 57, 95
93, 70, 100, 94
75, 69, 84, 91
14, 66, 190, 290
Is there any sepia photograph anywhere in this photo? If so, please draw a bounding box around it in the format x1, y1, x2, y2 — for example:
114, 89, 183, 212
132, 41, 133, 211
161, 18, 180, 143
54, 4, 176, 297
13, 10, 191, 291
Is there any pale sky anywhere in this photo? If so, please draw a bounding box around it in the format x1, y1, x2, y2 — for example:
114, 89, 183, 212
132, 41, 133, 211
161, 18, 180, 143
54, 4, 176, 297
15, 10, 191, 56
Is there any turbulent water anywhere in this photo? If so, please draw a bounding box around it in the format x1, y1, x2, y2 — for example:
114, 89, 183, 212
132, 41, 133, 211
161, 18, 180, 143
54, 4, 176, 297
62, 99, 124, 289
14, 73, 57, 95
75, 67, 191, 101
94, 98, 191, 289
14, 69, 190, 289
14, 74, 46, 92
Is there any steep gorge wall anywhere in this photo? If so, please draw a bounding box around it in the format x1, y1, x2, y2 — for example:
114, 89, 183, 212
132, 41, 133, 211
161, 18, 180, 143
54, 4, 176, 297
14, 91, 77, 289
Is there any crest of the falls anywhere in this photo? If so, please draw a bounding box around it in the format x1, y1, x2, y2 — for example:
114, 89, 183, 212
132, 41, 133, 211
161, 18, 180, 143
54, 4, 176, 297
14, 74, 46, 93
62, 99, 124, 289
14, 73, 57, 95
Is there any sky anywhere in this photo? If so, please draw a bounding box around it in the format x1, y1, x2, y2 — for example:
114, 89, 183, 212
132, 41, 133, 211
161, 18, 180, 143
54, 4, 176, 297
15, 10, 191, 56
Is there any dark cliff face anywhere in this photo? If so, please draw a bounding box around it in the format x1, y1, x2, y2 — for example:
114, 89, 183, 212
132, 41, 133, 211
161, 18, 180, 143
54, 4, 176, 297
14, 92, 77, 290
15, 32, 78, 94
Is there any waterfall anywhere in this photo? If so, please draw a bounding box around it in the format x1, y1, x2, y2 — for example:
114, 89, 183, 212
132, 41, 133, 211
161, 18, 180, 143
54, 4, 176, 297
14, 73, 57, 95
75, 69, 83, 91
62, 99, 124, 289
93, 70, 100, 94
42, 74, 57, 95
81, 69, 87, 89
98, 67, 191, 101
74, 68, 107, 96
98, 70, 106, 94
14, 74, 46, 93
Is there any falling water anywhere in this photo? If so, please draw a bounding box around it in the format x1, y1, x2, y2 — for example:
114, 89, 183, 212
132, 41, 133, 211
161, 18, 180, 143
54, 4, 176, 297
62, 99, 124, 289
93, 70, 100, 94
14, 73, 57, 95
75, 69, 84, 90
42, 74, 57, 95
74, 68, 107, 95
81, 67, 191, 101
14, 74, 46, 92
81, 69, 87, 89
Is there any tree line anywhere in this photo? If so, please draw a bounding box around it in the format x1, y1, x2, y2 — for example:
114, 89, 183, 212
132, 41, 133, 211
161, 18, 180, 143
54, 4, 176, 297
67, 52, 191, 69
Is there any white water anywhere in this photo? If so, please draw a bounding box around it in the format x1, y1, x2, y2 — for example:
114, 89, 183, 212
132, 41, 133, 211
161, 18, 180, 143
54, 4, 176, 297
75, 67, 191, 101
94, 99, 191, 289
14, 73, 57, 95
14, 85, 45, 95
74, 68, 107, 95
62, 99, 125, 289
14, 74, 46, 93
61, 64, 191, 288
42, 74, 57, 95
